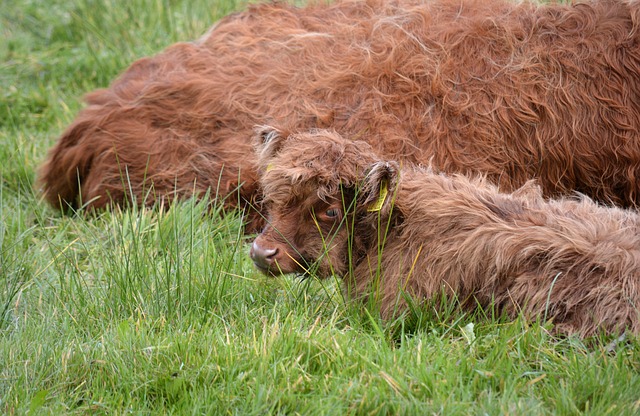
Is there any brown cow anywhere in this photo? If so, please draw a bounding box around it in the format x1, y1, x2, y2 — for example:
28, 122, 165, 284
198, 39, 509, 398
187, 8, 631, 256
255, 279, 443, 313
39, 0, 640, 230
251, 127, 640, 337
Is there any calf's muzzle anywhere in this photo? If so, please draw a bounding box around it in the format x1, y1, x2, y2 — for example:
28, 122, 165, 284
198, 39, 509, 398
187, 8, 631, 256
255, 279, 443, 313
250, 239, 279, 271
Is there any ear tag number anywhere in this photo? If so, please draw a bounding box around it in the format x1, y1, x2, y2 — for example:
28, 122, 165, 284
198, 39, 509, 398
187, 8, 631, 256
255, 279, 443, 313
367, 179, 388, 212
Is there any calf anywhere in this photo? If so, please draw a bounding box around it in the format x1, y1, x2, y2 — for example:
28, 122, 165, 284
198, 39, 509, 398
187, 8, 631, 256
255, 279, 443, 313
251, 127, 640, 337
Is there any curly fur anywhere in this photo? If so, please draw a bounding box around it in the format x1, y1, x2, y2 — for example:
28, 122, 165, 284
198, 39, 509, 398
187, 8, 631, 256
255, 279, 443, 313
251, 128, 640, 337
40, 0, 640, 230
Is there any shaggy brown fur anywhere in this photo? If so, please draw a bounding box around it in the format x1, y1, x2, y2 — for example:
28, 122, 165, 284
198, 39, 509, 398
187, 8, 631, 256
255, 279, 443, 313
251, 127, 640, 337
40, 0, 640, 229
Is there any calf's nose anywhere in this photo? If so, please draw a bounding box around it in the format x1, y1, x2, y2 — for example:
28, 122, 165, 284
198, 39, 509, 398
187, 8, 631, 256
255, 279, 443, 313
250, 240, 279, 270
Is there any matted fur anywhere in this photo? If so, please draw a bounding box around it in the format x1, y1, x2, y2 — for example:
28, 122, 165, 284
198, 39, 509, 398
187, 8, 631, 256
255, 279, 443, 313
40, 0, 640, 229
251, 128, 640, 337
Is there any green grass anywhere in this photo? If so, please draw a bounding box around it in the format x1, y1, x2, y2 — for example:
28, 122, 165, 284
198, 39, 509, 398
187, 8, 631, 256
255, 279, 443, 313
1, 0, 640, 414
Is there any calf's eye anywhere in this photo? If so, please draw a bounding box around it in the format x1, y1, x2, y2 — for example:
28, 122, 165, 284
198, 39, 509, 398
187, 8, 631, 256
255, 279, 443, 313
313, 206, 342, 222
325, 208, 339, 218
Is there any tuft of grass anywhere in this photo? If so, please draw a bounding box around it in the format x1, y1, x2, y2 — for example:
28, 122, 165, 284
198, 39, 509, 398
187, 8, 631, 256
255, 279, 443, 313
1, 0, 640, 414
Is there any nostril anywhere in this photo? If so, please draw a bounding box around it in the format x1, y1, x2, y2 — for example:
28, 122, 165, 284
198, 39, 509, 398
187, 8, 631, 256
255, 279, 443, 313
262, 246, 278, 260
251, 240, 278, 259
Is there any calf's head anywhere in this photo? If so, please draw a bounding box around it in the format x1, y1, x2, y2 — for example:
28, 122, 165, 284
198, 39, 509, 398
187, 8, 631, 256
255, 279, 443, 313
250, 127, 399, 278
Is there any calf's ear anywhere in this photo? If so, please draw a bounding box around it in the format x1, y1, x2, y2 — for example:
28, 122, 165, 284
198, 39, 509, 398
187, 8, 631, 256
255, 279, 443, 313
362, 161, 400, 216
253, 125, 288, 170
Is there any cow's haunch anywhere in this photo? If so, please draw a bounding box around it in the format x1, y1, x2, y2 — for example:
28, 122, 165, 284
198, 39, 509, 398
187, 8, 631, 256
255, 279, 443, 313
40, 0, 640, 231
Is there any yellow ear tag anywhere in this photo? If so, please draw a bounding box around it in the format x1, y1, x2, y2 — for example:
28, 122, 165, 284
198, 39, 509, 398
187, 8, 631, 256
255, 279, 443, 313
367, 179, 388, 212
266, 163, 275, 172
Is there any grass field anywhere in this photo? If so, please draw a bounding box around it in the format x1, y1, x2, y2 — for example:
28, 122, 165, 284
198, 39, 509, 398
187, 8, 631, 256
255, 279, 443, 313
2, 0, 640, 414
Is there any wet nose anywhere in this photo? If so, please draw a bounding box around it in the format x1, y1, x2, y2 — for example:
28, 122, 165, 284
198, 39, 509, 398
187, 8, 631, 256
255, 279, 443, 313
250, 240, 279, 270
